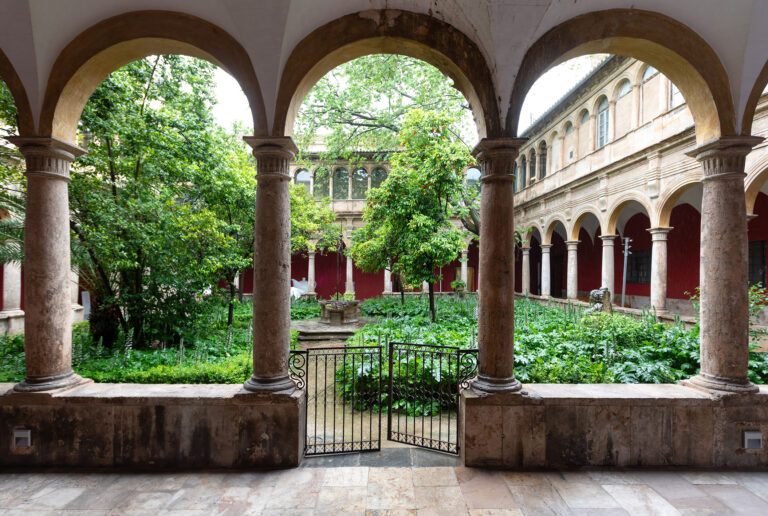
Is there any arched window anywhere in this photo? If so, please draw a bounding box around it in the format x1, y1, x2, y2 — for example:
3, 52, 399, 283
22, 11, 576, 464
351, 167, 368, 199
617, 79, 632, 99
564, 122, 575, 162
670, 83, 684, 108
513, 162, 518, 193
520, 156, 527, 189
295, 169, 310, 193
597, 97, 609, 148
466, 167, 481, 191
529, 150, 536, 183
371, 167, 387, 189
332, 167, 349, 200
538, 141, 547, 179
313, 168, 329, 198
580, 110, 590, 125
643, 66, 658, 82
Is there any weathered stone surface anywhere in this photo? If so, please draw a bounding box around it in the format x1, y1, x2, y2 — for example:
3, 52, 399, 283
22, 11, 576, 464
0, 384, 305, 468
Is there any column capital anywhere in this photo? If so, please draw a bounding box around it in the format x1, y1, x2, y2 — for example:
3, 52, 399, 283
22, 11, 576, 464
521, 246, 531, 255
686, 136, 764, 180
540, 244, 552, 251
565, 240, 580, 250
8, 136, 85, 182
648, 226, 673, 240
600, 234, 619, 243
243, 136, 298, 181
472, 138, 527, 184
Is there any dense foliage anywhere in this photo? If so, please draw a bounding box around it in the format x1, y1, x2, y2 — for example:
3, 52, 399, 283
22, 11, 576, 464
0, 300, 315, 384
335, 295, 768, 415
349, 110, 473, 321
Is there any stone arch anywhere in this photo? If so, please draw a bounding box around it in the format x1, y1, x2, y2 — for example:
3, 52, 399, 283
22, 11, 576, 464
0, 49, 34, 135
569, 207, 605, 241
742, 61, 768, 136
744, 154, 768, 214
506, 9, 735, 144
544, 217, 568, 245
273, 9, 500, 139
656, 171, 703, 226
40, 11, 268, 143
606, 194, 653, 234
591, 92, 610, 113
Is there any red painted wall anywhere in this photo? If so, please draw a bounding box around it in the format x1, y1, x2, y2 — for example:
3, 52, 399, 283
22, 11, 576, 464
614, 213, 651, 297
576, 227, 602, 294
668, 203, 701, 298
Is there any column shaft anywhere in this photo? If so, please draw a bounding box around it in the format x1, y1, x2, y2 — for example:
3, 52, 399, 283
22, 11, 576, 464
600, 235, 618, 297
521, 248, 531, 294
384, 268, 392, 294
346, 255, 355, 294
471, 138, 525, 394
566, 240, 580, 300
541, 244, 552, 297
682, 136, 762, 394
307, 250, 316, 297
460, 249, 468, 284
10, 137, 87, 392
243, 137, 297, 393
648, 227, 672, 314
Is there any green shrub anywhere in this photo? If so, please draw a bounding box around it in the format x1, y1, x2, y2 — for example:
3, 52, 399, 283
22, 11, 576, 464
290, 298, 321, 320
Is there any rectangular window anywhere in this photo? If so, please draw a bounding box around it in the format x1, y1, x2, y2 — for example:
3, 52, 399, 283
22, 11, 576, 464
749, 240, 766, 287
627, 249, 651, 284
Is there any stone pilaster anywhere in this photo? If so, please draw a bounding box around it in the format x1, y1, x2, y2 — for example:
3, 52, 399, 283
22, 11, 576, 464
306, 250, 317, 297
600, 234, 618, 297
648, 227, 672, 314
10, 136, 89, 392
471, 138, 526, 395
681, 136, 763, 395
541, 244, 552, 297
521, 247, 531, 295
346, 255, 355, 294
243, 136, 298, 393
566, 240, 580, 300
460, 249, 468, 284
383, 268, 392, 294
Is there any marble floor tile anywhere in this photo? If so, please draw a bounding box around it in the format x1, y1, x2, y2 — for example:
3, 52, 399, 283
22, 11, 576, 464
704, 484, 768, 515
550, 475, 621, 509
323, 465, 370, 486
602, 484, 681, 515
412, 466, 459, 486
455, 468, 518, 510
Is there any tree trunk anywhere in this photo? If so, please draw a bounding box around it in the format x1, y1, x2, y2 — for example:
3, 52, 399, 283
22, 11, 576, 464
88, 293, 121, 348
428, 282, 436, 322
227, 278, 236, 330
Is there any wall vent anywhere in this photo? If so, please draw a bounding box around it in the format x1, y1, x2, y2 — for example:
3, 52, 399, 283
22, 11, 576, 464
743, 430, 762, 450
13, 429, 31, 448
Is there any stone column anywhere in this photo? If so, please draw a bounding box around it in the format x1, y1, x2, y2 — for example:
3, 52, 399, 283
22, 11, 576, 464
573, 121, 581, 161
566, 240, 580, 300
558, 135, 565, 171
2, 261, 22, 311
648, 227, 672, 314
346, 254, 355, 294
608, 100, 617, 141
460, 249, 468, 284
682, 136, 763, 395
471, 138, 526, 394
383, 268, 392, 294
306, 250, 317, 297
10, 137, 87, 392
243, 136, 297, 393
521, 246, 531, 294
422, 280, 429, 292
541, 244, 552, 297
600, 234, 618, 297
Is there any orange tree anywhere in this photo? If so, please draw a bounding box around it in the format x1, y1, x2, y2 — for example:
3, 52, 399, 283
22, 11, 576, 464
349, 110, 472, 322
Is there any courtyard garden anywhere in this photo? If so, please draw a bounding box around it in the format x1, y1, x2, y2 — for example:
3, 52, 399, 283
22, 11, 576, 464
3, 295, 768, 386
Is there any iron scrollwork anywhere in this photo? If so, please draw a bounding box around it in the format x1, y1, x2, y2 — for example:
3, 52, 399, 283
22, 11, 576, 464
457, 349, 478, 391
288, 350, 308, 389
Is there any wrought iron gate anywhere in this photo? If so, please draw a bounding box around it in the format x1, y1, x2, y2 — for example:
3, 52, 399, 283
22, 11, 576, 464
387, 343, 477, 455
290, 346, 382, 456
289, 343, 476, 456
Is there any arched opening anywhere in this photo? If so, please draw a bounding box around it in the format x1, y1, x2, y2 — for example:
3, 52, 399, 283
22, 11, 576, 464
40, 11, 267, 143
350, 167, 368, 199
275, 10, 499, 139
528, 149, 537, 185
614, 78, 633, 137
519, 155, 527, 190
564, 122, 575, 164
313, 167, 330, 198
596, 96, 610, 149
332, 167, 349, 200
466, 166, 481, 191
371, 167, 387, 189
507, 9, 735, 145
662, 183, 703, 314
608, 200, 652, 308
545, 220, 568, 299
295, 168, 311, 192
571, 212, 603, 298
538, 141, 547, 179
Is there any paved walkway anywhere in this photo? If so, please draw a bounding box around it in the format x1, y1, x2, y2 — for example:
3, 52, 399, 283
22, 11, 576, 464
2, 463, 768, 514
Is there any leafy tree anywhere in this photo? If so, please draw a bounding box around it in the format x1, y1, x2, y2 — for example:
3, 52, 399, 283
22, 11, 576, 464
349, 110, 472, 322
0, 80, 24, 266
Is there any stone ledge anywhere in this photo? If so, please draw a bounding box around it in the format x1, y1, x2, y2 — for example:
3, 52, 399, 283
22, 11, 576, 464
0, 382, 306, 469
462, 384, 768, 469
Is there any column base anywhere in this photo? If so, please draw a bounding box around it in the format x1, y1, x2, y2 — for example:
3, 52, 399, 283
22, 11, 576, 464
14, 370, 91, 393
680, 373, 759, 395
302, 292, 317, 299
244, 374, 297, 393
470, 374, 523, 395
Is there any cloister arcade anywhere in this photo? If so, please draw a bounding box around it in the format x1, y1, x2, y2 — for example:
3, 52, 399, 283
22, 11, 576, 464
2, 2, 768, 470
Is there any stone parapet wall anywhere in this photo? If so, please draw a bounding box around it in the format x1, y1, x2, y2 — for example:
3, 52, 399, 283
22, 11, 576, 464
461, 385, 768, 469
0, 383, 305, 468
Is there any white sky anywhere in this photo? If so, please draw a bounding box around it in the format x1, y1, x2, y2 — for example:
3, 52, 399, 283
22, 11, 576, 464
212, 55, 608, 138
